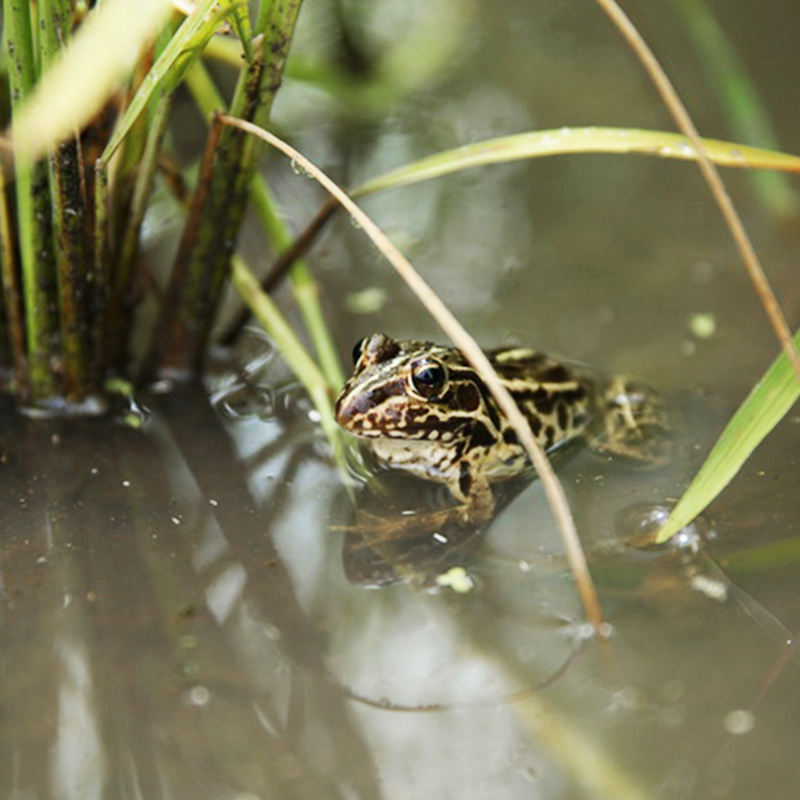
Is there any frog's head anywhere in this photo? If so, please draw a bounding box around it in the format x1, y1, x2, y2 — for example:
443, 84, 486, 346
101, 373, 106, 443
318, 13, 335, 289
334, 333, 492, 446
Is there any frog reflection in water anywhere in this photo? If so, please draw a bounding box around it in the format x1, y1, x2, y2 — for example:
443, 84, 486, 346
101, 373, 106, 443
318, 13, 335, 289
335, 333, 669, 540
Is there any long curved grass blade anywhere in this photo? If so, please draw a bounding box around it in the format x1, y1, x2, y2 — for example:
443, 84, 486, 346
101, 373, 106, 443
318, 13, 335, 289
656, 328, 800, 542
353, 127, 800, 197
11, 0, 175, 164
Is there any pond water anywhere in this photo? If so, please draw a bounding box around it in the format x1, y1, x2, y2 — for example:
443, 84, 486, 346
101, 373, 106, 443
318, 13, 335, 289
2, 1, 800, 798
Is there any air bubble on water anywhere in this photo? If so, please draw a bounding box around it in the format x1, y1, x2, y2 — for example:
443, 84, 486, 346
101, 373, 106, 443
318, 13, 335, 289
211, 383, 275, 421
435, 566, 474, 593
674, 524, 703, 554
597, 621, 615, 639
187, 685, 210, 707
690, 573, 728, 602
724, 709, 754, 735
576, 622, 596, 641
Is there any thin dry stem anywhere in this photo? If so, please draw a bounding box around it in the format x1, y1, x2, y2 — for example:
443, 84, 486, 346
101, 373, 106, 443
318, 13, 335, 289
220, 115, 605, 632
594, 0, 800, 384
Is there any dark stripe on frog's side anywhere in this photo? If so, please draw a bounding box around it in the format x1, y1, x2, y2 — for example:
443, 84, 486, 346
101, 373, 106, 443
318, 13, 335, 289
529, 388, 558, 416
511, 383, 586, 414
557, 401, 569, 431
539, 364, 573, 383
446, 367, 503, 433
399, 410, 500, 448
467, 420, 497, 449
458, 462, 473, 497
399, 409, 473, 436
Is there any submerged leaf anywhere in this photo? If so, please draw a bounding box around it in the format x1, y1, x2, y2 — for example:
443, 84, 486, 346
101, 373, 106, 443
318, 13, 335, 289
656, 329, 800, 542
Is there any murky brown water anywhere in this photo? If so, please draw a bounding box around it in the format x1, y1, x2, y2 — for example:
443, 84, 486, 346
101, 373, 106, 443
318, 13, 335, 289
3, 1, 800, 798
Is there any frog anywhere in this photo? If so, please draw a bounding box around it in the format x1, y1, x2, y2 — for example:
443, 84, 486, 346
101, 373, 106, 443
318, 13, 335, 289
334, 333, 669, 538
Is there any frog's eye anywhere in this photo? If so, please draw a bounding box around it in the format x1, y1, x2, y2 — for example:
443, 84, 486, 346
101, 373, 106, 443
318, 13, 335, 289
351, 337, 367, 365
410, 358, 448, 399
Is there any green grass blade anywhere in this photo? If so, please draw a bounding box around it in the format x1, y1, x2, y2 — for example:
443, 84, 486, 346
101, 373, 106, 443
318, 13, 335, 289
12, 0, 175, 164
146, 0, 305, 378
185, 59, 344, 388
106, 95, 173, 367
353, 127, 800, 197
48, 135, 93, 401
41, 0, 96, 402
100, 0, 230, 165
248, 177, 346, 388
4, 0, 38, 94
0, 161, 25, 384
93, 163, 110, 377
5, 0, 59, 401
231, 256, 347, 472
228, 0, 253, 63
656, 328, 800, 542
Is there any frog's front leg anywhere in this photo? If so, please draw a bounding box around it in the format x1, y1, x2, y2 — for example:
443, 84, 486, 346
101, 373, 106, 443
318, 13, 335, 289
445, 463, 496, 527
338, 463, 498, 547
